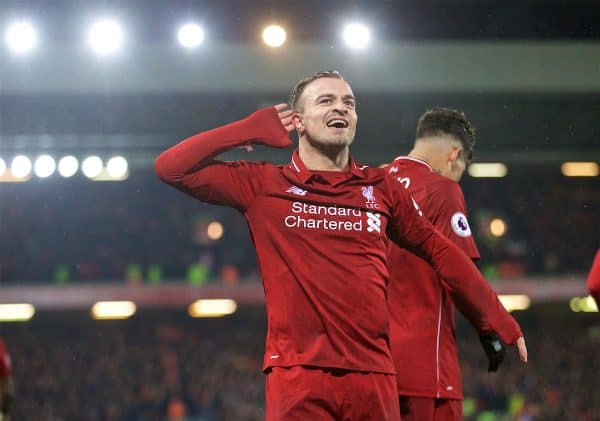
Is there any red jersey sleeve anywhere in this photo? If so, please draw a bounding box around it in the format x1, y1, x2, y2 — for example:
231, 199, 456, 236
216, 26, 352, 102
385, 176, 523, 345
428, 180, 480, 260
0, 339, 12, 378
587, 249, 600, 304
155, 107, 291, 211
427, 180, 503, 333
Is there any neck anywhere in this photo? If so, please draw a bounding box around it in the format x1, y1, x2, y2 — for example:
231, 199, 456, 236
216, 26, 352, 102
408, 141, 443, 174
298, 139, 350, 171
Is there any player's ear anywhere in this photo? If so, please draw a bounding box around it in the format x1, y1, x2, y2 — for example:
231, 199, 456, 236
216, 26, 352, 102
292, 113, 305, 133
449, 147, 461, 164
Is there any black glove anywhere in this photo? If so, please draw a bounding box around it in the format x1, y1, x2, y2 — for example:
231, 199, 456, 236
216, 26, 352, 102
479, 332, 506, 372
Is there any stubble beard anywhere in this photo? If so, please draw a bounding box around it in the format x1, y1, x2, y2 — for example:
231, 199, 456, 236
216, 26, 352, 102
305, 127, 356, 154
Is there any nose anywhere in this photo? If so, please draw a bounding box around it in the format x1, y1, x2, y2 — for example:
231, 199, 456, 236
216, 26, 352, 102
331, 99, 348, 114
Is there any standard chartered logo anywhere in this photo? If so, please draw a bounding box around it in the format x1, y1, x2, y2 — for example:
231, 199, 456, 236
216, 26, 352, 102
284, 202, 381, 234
366, 212, 381, 233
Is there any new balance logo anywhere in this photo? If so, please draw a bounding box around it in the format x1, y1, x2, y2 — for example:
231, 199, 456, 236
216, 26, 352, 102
366, 212, 381, 233
286, 186, 307, 196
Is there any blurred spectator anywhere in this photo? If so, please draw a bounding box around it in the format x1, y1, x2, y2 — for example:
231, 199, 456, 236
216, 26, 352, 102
2, 307, 599, 420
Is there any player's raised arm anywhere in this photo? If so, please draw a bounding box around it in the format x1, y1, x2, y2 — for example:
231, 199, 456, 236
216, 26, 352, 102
385, 177, 527, 363
155, 104, 293, 209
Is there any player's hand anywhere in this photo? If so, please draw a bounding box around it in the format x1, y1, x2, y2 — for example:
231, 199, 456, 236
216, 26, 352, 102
274, 103, 295, 133
516, 336, 528, 364
241, 104, 293, 152
479, 332, 506, 372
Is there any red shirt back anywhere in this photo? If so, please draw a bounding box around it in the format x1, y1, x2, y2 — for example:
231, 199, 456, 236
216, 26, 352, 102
0, 338, 12, 378
386, 157, 480, 399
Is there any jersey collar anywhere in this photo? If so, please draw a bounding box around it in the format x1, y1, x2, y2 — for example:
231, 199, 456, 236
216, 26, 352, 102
286, 149, 366, 184
393, 155, 434, 172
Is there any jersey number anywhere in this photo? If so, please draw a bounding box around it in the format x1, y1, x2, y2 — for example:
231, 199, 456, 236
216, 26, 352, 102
396, 176, 411, 189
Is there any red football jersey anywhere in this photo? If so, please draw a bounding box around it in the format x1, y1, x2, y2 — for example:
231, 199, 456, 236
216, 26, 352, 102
386, 156, 486, 399
0, 338, 12, 378
588, 249, 600, 304
156, 108, 521, 375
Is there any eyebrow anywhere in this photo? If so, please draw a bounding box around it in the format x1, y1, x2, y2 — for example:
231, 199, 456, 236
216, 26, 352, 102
314, 93, 357, 102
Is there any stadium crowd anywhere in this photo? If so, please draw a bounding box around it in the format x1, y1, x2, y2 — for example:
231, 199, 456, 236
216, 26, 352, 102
2, 308, 598, 420
0, 171, 596, 284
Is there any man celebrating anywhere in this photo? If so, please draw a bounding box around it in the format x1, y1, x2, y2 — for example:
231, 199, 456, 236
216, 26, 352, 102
386, 108, 519, 420
156, 71, 526, 420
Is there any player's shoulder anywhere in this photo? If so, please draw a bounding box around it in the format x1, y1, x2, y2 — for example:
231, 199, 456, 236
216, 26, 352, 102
426, 174, 465, 200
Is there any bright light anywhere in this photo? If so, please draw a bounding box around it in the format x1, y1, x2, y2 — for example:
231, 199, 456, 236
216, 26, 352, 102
88, 19, 124, 55
177, 23, 204, 48
91, 301, 136, 319
561, 162, 598, 177
343, 23, 370, 49
570, 296, 598, 313
81, 156, 103, 178
468, 163, 508, 178
11, 155, 32, 178
58, 156, 79, 177
5, 21, 38, 54
262, 25, 286, 48
188, 299, 237, 317
498, 295, 531, 312
490, 218, 507, 237
207, 221, 224, 240
106, 156, 128, 178
0, 158, 5, 176
0, 303, 35, 321
34, 155, 56, 178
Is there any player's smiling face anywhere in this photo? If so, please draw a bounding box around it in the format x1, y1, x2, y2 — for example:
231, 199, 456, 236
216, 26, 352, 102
294, 77, 358, 148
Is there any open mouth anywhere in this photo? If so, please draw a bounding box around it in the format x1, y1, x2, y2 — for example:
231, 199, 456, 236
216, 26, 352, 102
326, 119, 349, 128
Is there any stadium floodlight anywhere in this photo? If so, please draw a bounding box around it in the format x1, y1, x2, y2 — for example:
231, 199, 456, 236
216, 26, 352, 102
91, 301, 136, 320
11, 155, 32, 178
0, 303, 35, 322
34, 155, 56, 178
489, 218, 507, 238
81, 156, 103, 178
561, 162, 599, 177
106, 156, 128, 179
58, 156, 79, 178
467, 163, 507, 178
88, 19, 123, 55
207, 221, 224, 240
4, 21, 38, 54
188, 299, 237, 318
262, 25, 286, 48
498, 295, 531, 312
343, 23, 370, 49
0, 158, 5, 176
177, 23, 204, 48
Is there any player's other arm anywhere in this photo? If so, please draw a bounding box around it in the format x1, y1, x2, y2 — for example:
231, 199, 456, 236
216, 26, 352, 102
155, 104, 293, 208
587, 249, 600, 304
427, 181, 516, 371
385, 177, 527, 362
